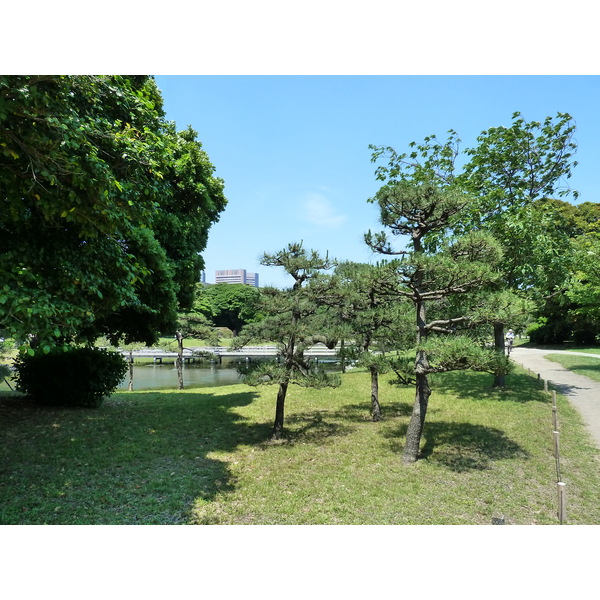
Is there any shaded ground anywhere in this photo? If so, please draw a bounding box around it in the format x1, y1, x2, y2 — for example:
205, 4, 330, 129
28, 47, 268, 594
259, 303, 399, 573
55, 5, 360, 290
510, 347, 600, 450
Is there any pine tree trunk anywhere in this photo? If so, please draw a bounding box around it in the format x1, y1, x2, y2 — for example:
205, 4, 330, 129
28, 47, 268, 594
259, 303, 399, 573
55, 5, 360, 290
176, 333, 184, 390
272, 380, 289, 440
402, 350, 431, 464
128, 350, 134, 391
370, 364, 382, 421
493, 322, 505, 387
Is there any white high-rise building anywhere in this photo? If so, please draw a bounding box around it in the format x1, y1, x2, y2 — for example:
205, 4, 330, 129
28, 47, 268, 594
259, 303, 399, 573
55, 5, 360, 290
215, 269, 259, 287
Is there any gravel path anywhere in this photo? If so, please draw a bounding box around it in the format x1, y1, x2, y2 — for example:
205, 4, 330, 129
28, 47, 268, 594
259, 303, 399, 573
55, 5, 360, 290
510, 347, 600, 449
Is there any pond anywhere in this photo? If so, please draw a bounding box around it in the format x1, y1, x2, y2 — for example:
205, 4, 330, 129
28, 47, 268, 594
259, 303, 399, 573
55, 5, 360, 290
116, 357, 343, 391
117, 360, 244, 391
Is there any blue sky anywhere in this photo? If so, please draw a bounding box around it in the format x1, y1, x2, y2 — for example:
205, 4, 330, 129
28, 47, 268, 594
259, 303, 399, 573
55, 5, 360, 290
154, 75, 600, 288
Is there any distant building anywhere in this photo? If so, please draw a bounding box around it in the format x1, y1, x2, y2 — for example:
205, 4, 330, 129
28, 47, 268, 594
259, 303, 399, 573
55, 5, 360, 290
215, 269, 259, 287
246, 272, 259, 287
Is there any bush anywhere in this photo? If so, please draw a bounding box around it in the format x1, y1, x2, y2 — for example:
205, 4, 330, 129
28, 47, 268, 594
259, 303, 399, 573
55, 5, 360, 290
14, 347, 127, 407
573, 328, 597, 345
526, 317, 571, 345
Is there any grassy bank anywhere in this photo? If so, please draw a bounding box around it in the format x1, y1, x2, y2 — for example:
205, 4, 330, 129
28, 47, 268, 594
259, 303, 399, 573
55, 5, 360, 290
1, 367, 599, 525
544, 353, 600, 383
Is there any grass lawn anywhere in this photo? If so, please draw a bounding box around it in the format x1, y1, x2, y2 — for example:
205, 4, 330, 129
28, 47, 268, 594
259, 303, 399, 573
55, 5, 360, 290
567, 347, 600, 355
520, 342, 600, 355
1, 367, 600, 525
544, 353, 600, 383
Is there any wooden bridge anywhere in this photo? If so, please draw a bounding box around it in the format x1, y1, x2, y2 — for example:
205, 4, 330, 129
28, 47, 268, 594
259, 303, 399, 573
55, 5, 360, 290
119, 344, 339, 364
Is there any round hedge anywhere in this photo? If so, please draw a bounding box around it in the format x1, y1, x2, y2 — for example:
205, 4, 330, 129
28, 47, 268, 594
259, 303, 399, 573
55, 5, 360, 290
14, 347, 127, 407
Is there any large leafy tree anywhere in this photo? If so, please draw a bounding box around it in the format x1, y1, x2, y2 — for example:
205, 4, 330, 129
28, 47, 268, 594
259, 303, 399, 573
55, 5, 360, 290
522, 199, 600, 344
566, 235, 600, 335
0, 75, 226, 349
236, 243, 340, 440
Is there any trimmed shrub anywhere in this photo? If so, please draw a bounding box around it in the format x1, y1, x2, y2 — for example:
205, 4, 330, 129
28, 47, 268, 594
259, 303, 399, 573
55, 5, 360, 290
14, 347, 127, 407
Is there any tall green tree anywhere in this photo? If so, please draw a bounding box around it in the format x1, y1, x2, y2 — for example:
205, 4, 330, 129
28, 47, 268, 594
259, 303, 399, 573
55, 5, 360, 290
0, 75, 226, 349
236, 243, 339, 440
370, 112, 579, 383
366, 180, 507, 463
524, 199, 600, 344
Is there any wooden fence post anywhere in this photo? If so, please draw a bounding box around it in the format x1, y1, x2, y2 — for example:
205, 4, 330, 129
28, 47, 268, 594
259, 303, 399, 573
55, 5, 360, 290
553, 430, 561, 482
557, 482, 566, 524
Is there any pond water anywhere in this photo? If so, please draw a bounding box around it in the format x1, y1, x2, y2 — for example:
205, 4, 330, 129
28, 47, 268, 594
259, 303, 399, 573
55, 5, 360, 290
117, 360, 243, 391
116, 357, 342, 391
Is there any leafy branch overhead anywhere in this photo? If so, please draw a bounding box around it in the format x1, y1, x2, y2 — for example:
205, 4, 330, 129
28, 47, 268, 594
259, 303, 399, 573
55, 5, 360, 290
0, 76, 226, 349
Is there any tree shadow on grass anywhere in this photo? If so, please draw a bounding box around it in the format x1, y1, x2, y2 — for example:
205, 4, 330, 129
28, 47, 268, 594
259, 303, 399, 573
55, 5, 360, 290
384, 421, 528, 472
0, 390, 266, 524
336, 400, 414, 421
277, 410, 356, 445
275, 400, 415, 446
430, 371, 551, 404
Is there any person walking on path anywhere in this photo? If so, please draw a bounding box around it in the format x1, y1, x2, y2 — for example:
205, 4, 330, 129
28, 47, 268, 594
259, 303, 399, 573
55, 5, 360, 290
510, 347, 600, 450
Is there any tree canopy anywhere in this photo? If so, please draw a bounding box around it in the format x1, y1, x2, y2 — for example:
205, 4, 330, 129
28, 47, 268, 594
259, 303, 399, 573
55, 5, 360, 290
0, 75, 226, 350
194, 283, 262, 336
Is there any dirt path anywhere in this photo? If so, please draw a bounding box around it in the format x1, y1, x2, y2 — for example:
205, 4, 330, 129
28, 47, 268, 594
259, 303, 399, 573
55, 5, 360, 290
510, 347, 600, 450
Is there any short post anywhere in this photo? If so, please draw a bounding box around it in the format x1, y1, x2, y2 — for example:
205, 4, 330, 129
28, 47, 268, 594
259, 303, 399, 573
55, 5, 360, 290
557, 482, 566, 524
553, 430, 561, 482
544, 378, 548, 393
552, 390, 558, 430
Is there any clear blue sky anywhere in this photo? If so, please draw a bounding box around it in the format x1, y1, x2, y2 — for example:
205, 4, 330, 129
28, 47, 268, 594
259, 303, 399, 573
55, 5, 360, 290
154, 75, 600, 288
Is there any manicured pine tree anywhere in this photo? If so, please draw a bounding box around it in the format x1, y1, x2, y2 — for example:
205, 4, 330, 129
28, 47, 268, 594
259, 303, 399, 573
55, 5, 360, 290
366, 180, 506, 463
322, 261, 413, 421
235, 243, 340, 440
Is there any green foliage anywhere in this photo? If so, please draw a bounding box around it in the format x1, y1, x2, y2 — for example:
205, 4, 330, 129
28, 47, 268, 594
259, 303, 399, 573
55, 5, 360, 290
460, 111, 578, 217
423, 336, 513, 376
240, 360, 341, 390
13, 347, 127, 407
194, 283, 262, 335
369, 111, 587, 365
366, 175, 513, 461
388, 337, 512, 385
236, 243, 339, 437
80, 226, 179, 346
153, 125, 227, 310
0, 363, 11, 381
0, 76, 226, 350
567, 236, 600, 322
177, 311, 220, 344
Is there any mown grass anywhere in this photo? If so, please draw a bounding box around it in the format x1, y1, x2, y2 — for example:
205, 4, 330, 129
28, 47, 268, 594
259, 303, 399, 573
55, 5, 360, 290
1, 367, 599, 525
544, 353, 600, 383
520, 342, 600, 355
